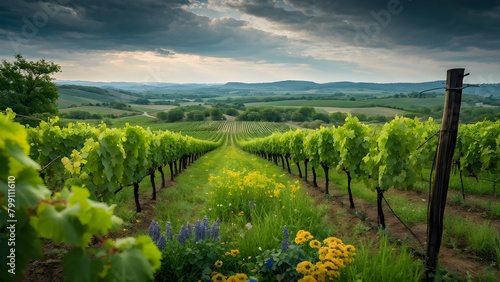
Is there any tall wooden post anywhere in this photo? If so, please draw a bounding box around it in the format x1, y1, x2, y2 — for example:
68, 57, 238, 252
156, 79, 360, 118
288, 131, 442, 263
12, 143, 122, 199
425, 68, 465, 279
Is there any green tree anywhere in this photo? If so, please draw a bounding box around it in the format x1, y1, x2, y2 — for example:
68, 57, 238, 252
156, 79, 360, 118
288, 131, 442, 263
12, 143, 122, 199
225, 108, 239, 116
0, 54, 61, 115
261, 108, 282, 122
210, 108, 224, 121
167, 108, 184, 122
187, 110, 205, 121
156, 111, 168, 120
313, 112, 330, 123
298, 106, 316, 121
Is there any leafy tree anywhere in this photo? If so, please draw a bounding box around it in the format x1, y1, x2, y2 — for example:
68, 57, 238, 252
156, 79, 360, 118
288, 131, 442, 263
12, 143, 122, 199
187, 110, 205, 121
291, 112, 305, 122
330, 112, 348, 123
167, 108, 184, 122
313, 113, 330, 123
298, 106, 316, 121
156, 112, 168, 120
133, 98, 150, 105
210, 108, 224, 121
110, 101, 128, 110
0, 54, 61, 115
225, 108, 239, 116
261, 108, 282, 122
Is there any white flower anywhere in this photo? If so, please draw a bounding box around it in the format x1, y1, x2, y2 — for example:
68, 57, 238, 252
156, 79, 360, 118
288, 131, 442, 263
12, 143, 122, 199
245, 223, 253, 230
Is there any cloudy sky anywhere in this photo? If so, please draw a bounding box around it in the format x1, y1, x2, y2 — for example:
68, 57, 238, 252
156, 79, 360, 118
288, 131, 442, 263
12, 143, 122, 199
1, 0, 499, 83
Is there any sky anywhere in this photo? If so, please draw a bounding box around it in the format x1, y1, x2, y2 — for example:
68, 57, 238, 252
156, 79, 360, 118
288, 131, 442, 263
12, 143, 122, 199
0, 0, 499, 84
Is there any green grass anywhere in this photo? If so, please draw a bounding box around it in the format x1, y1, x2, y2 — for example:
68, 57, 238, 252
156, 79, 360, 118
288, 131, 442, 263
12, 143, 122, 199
139, 143, 427, 280
246, 97, 444, 110
443, 216, 500, 263
339, 235, 424, 282
59, 106, 138, 115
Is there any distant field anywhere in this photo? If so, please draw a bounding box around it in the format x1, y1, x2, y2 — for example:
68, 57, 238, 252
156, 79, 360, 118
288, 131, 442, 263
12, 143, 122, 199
368, 97, 444, 108
129, 104, 178, 111
59, 106, 138, 116
320, 106, 407, 116
247, 97, 444, 108
246, 100, 373, 108
246, 102, 408, 116
57, 89, 118, 108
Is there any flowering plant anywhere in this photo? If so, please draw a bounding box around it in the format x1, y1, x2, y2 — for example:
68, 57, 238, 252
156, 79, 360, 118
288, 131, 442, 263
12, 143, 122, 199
248, 226, 356, 282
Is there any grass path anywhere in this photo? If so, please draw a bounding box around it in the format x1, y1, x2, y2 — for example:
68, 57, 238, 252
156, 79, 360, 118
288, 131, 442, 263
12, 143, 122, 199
152, 144, 331, 236
109, 141, 430, 281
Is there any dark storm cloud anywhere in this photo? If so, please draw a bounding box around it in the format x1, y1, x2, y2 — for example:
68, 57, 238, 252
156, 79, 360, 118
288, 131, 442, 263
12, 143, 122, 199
226, 0, 500, 51
0, 0, 288, 61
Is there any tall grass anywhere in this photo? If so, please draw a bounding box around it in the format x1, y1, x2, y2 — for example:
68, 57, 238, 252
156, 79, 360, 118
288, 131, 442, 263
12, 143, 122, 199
339, 235, 424, 282
444, 216, 500, 263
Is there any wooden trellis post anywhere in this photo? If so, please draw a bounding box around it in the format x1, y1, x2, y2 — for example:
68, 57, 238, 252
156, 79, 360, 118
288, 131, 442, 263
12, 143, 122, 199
425, 68, 466, 279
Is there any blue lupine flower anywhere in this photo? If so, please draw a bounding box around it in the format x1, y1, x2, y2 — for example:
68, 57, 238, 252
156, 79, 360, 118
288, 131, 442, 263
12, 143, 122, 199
148, 220, 161, 243
194, 220, 205, 242
202, 215, 210, 233
186, 223, 193, 239
210, 219, 220, 240
157, 235, 166, 250
281, 226, 290, 251
165, 221, 173, 240
248, 277, 259, 282
177, 224, 189, 244
265, 258, 274, 270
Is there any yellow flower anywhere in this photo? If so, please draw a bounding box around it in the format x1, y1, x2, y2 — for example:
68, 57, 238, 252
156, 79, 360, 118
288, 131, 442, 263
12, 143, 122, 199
309, 240, 321, 249
295, 230, 314, 244
298, 275, 317, 282
238, 211, 244, 216
233, 273, 248, 281
230, 249, 240, 256
211, 272, 226, 282
296, 261, 315, 275
214, 260, 223, 268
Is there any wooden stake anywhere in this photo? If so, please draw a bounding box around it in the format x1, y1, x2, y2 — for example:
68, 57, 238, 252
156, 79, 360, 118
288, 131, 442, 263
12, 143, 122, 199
425, 68, 465, 279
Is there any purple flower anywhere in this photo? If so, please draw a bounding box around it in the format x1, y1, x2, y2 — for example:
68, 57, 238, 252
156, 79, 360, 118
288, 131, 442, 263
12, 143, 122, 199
157, 235, 166, 250
165, 222, 173, 240
281, 226, 289, 251
265, 258, 274, 270
202, 215, 210, 232
177, 224, 189, 244
194, 220, 205, 242
186, 223, 193, 239
148, 220, 161, 243
210, 219, 220, 240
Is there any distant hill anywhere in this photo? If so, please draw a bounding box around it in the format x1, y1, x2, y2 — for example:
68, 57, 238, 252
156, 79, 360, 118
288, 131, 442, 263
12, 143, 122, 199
224, 80, 319, 91
55, 80, 500, 98
56, 85, 139, 108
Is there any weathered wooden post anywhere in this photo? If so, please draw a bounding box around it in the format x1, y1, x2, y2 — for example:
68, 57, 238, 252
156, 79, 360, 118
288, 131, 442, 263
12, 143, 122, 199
425, 68, 465, 279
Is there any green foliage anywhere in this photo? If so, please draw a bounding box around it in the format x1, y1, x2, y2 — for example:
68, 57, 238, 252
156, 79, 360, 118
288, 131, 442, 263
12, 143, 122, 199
210, 108, 224, 121
0, 109, 161, 282
362, 116, 427, 191
133, 98, 150, 105
334, 114, 372, 177
187, 110, 206, 121
0, 54, 60, 117
225, 107, 240, 116
340, 235, 423, 282
455, 120, 500, 177
167, 108, 184, 122
298, 106, 316, 121
63, 110, 103, 119
156, 111, 168, 121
